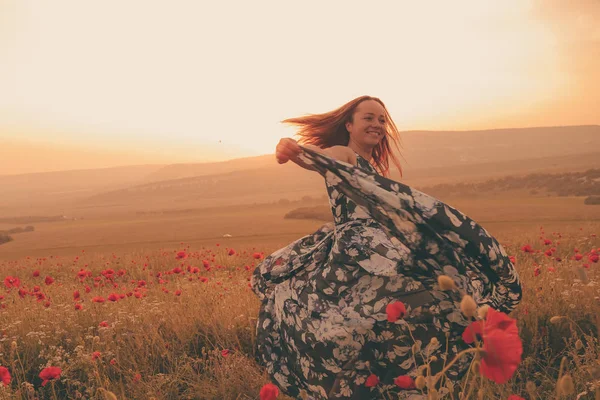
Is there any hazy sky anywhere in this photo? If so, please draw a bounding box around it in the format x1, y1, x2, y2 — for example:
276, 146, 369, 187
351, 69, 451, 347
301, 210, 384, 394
0, 0, 598, 174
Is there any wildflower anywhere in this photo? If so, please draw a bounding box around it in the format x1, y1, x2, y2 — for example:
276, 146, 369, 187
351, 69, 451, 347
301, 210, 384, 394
99, 321, 109, 327
521, 244, 534, 253
590, 254, 599, 263
92, 351, 101, 360
92, 296, 105, 303
415, 375, 426, 390
175, 251, 187, 260
44, 276, 54, 285
39, 366, 61, 386
228, 248, 236, 256
507, 396, 524, 400
394, 375, 416, 389
73, 290, 80, 300
132, 373, 141, 383
437, 275, 456, 291
259, 383, 279, 400
0, 366, 10, 386
221, 349, 230, 357
386, 301, 406, 322
253, 252, 263, 259
75, 304, 83, 311
557, 374, 574, 396
33, 270, 40, 277
107, 294, 119, 302
460, 295, 477, 318
175, 290, 182, 296
465, 307, 523, 384
365, 374, 379, 387
477, 305, 490, 319
4, 276, 20, 289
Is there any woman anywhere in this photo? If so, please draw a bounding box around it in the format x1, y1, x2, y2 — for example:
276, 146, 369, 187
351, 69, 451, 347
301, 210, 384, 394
251, 96, 522, 399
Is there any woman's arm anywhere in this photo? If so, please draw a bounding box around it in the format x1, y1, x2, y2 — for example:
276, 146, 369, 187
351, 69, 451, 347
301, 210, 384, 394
295, 144, 353, 171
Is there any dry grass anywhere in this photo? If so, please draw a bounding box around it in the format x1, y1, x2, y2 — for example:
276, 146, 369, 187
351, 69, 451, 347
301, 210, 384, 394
0, 193, 599, 399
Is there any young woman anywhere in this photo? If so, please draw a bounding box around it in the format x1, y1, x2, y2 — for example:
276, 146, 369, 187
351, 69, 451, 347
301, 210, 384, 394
251, 95, 522, 399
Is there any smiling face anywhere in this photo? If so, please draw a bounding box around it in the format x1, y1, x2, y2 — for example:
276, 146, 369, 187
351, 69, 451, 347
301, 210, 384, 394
345, 99, 387, 147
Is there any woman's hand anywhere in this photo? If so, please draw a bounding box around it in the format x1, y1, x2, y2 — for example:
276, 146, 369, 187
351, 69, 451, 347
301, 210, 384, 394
275, 138, 302, 164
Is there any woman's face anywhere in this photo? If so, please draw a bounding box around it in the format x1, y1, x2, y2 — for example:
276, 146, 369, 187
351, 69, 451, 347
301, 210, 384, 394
346, 100, 387, 146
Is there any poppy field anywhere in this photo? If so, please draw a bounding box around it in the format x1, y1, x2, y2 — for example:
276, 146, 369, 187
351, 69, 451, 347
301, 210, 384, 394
0, 222, 598, 399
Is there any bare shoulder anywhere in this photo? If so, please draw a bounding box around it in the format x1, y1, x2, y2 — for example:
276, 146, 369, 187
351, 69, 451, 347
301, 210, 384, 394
328, 145, 356, 165
303, 144, 354, 164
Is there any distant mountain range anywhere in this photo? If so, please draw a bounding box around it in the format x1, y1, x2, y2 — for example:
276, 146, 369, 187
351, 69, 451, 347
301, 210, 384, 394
1, 125, 598, 216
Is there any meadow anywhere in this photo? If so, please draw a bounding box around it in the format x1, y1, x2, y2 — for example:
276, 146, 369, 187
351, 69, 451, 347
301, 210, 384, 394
0, 192, 599, 399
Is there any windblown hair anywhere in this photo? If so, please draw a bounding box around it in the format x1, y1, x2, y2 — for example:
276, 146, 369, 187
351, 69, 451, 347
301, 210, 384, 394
281, 95, 404, 178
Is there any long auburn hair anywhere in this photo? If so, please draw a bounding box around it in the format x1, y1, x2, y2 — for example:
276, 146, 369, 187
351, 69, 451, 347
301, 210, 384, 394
282, 95, 404, 178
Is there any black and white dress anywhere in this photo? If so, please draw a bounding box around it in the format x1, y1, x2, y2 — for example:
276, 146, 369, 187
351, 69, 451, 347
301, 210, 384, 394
251, 145, 522, 399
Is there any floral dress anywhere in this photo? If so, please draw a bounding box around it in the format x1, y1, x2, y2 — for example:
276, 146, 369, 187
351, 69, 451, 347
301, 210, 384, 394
251, 145, 522, 399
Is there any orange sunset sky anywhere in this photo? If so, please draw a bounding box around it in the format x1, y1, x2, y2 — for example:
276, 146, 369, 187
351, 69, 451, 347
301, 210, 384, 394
0, 0, 599, 175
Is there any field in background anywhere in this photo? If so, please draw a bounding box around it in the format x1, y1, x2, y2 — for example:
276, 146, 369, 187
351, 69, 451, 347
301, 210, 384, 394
1, 190, 599, 260
0, 210, 598, 398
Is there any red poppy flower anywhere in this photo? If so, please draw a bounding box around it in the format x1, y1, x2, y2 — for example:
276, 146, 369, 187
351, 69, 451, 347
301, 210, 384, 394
507, 396, 525, 400
462, 320, 484, 344
394, 375, 416, 389
39, 366, 61, 386
221, 349, 230, 357
92, 351, 101, 360
386, 301, 406, 322
3, 276, 20, 289
75, 304, 83, 311
253, 252, 263, 259
0, 366, 10, 386
365, 374, 379, 387
73, 290, 80, 300
92, 296, 105, 303
33, 270, 40, 277
463, 307, 523, 384
590, 254, 599, 263
175, 290, 182, 296
44, 276, 54, 285
520, 244, 534, 253
259, 383, 279, 400
228, 248, 236, 256
108, 294, 118, 302
175, 251, 188, 260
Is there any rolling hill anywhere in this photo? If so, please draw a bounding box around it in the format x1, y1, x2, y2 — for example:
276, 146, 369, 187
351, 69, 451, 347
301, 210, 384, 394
2, 125, 598, 216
